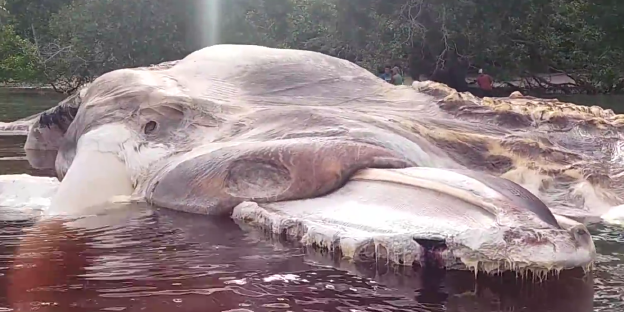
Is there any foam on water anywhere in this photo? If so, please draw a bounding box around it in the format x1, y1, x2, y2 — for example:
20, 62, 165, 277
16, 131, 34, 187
0, 173, 146, 232
602, 205, 624, 225
0, 114, 38, 136
0, 124, 29, 136
0, 174, 58, 211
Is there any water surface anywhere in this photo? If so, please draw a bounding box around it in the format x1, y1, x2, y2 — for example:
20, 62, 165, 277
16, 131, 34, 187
0, 90, 65, 122
0, 90, 622, 312
0, 89, 62, 176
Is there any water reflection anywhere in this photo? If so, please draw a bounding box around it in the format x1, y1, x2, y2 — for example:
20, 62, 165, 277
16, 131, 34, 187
0, 90, 64, 123
242, 223, 595, 312
592, 225, 624, 311
0, 135, 56, 176
0, 204, 598, 312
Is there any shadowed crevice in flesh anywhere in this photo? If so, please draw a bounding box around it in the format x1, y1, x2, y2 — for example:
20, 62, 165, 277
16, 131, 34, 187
449, 169, 561, 228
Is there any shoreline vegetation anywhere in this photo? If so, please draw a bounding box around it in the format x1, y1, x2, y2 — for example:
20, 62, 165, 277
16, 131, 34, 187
0, 76, 576, 97
0, 82, 53, 92
0, 75, 600, 106
2, 1, 624, 97
0, 72, 593, 97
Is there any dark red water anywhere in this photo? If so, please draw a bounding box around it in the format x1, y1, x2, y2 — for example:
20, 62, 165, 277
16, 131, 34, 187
0, 91, 622, 312
0, 206, 610, 312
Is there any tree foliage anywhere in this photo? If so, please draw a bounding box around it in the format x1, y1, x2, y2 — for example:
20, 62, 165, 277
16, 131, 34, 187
2, 0, 624, 94
38, 0, 191, 92
0, 24, 41, 83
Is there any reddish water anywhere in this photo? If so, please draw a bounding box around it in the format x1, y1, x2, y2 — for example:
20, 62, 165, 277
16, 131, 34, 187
0, 206, 608, 312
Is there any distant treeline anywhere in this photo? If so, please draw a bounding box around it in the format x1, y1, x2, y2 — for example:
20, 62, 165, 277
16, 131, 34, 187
1, 0, 624, 94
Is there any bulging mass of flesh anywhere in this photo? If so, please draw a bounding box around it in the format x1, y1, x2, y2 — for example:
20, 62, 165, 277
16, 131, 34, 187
234, 167, 595, 276
15, 44, 620, 276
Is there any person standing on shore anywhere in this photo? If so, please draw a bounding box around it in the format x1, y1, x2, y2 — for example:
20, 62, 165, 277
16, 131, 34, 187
476, 69, 494, 97
391, 66, 404, 85
379, 66, 392, 83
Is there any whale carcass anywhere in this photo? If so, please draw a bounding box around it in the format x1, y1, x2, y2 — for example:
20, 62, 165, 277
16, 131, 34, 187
16, 44, 610, 276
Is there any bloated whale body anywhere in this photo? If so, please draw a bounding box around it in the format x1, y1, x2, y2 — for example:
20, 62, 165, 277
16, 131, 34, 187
14, 44, 606, 275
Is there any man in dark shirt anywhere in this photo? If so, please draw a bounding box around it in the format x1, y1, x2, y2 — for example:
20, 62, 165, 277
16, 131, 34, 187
476, 69, 494, 97
379, 66, 392, 83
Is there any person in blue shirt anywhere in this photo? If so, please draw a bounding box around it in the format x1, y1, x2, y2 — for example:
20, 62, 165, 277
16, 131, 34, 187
379, 66, 392, 83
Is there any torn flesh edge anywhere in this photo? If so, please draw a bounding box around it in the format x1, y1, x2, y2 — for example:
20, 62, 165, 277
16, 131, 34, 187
232, 201, 594, 281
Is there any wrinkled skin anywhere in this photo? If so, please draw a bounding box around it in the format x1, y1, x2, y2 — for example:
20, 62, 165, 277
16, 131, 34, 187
19, 45, 609, 274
